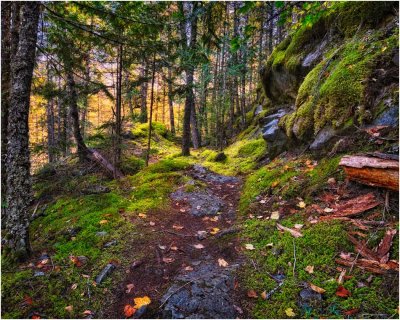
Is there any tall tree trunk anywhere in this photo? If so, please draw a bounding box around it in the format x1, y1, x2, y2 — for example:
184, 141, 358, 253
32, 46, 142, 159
66, 69, 89, 162
6, 2, 40, 259
180, 2, 198, 156
1, 1, 12, 220
140, 63, 148, 123
167, 66, 175, 134
145, 54, 156, 166
114, 44, 123, 174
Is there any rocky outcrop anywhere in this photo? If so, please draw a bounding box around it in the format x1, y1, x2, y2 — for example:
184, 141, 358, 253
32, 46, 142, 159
258, 2, 398, 154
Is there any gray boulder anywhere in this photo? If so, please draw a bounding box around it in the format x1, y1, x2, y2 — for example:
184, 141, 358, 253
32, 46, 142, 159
310, 126, 337, 150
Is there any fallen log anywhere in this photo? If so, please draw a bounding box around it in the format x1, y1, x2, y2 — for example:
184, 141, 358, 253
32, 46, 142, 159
88, 148, 123, 179
339, 155, 399, 191
335, 258, 398, 274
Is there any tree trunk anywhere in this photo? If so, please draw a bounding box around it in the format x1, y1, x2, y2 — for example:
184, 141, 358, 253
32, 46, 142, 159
167, 66, 175, 134
6, 2, 40, 259
145, 54, 157, 166
66, 69, 89, 162
140, 63, 148, 123
114, 44, 123, 174
1, 1, 12, 220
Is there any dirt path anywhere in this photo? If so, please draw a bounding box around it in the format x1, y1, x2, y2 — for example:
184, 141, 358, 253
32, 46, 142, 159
106, 165, 247, 318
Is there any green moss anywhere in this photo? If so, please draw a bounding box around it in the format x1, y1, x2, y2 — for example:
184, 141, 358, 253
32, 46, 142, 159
200, 139, 267, 176
131, 122, 171, 139
120, 155, 145, 175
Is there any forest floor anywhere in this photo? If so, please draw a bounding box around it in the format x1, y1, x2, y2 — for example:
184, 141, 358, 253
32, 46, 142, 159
2, 126, 399, 319
104, 164, 247, 318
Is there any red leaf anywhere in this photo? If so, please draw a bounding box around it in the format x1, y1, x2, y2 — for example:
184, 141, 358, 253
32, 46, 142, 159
343, 308, 359, 316
124, 305, 136, 317
24, 295, 33, 305
336, 285, 351, 297
247, 289, 258, 298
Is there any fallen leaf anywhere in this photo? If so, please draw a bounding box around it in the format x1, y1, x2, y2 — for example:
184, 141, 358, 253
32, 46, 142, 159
261, 291, 267, 300
245, 244, 255, 250
327, 177, 336, 184
179, 208, 186, 213
193, 244, 205, 249
294, 224, 303, 229
124, 305, 136, 317
138, 213, 147, 218
218, 258, 228, 267
343, 308, 359, 316
210, 227, 220, 235
162, 257, 174, 263
210, 216, 219, 222
65, 305, 73, 313
337, 269, 346, 284
309, 283, 326, 294
340, 252, 353, 260
71, 283, 78, 290
324, 207, 334, 213
260, 199, 266, 204
233, 305, 243, 314
270, 211, 280, 220
126, 283, 134, 294
196, 205, 201, 210
285, 308, 296, 317
266, 243, 274, 248
172, 224, 184, 230
24, 295, 33, 305
149, 221, 155, 226
31, 313, 41, 319
297, 201, 306, 209
82, 310, 92, 316
158, 245, 166, 250
305, 265, 314, 274
277, 223, 303, 238
170, 246, 178, 251
99, 220, 108, 224
133, 296, 151, 309
247, 289, 258, 298
184, 266, 193, 271
271, 181, 279, 188
336, 285, 351, 297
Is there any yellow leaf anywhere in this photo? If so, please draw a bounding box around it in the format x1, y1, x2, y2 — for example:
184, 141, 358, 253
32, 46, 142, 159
210, 227, 220, 235
270, 211, 280, 220
218, 258, 228, 267
65, 305, 73, 313
99, 220, 108, 224
271, 181, 279, 188
245, 244, 255, 250
138, 213, 147, 218
305, 265, 314, 274
297, 201, 306, 209
133, 296, 151, 309
285, 308, 296, 317
261, 291, 267, 300
309, 282, 326, 294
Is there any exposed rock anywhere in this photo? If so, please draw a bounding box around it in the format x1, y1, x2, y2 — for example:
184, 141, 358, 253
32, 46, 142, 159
254, 105, 263, 116
161, 263, 239, 319
196, 231, 208, 241
310, 126, 338, 150
34, 271, 45, 277
259, 109, 288, 125
302, 39, 328, 67
260, 109, 289, 157
82, 185, 110, 195
95, 263, 116, 284
214, 152, 227, 162
191, 165, 239, 184
299, 288, 322, 303
372, 104, 399, 127
171, 190, 224, 216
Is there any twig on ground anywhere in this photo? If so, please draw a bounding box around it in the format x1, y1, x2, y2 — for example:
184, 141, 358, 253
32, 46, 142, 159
264, 281, 284, 300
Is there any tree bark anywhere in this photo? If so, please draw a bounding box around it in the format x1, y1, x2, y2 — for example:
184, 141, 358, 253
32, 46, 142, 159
167, 66, 175, 134
6, 1, 40, 259
114, 44, 123, 174
66, 68, 89, 162
145, 54, 157, 166
1, 1, 12, 219
140, 63, 148, 123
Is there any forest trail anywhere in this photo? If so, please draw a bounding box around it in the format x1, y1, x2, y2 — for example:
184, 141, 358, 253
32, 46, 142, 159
106, 165, 248, 319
